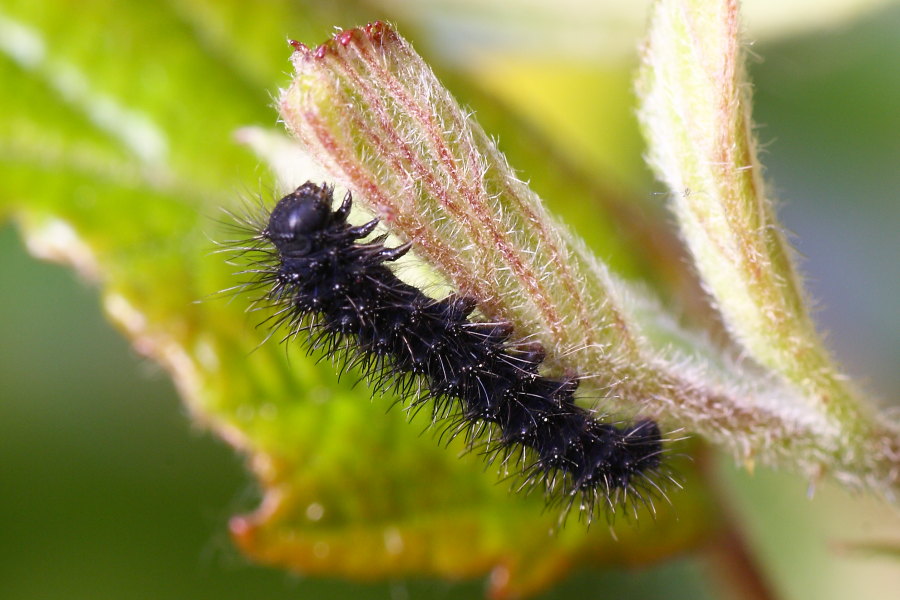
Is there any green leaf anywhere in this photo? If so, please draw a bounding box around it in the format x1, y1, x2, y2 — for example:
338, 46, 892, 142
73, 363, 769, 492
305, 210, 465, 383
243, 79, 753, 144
0, 1, 712, 597
273, 12, 900, 520
636, 0, 899, 497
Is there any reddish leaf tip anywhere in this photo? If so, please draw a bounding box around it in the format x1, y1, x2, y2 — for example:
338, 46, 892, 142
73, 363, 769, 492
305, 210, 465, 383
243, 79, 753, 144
294, 22, 397, 63
363, 20, 391, 43
335, 29, 357, 47
313, 43, 329, 59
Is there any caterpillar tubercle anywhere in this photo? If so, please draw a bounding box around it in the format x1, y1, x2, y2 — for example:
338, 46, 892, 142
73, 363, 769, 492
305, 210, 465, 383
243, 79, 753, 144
232, 182, 666, 520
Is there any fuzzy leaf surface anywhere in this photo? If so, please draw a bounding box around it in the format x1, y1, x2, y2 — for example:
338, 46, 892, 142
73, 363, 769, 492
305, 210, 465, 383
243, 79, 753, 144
0, 1, 711, 597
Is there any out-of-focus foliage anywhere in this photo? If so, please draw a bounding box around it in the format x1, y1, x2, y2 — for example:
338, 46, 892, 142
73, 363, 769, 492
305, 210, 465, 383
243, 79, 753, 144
0, 1, 712, 598
1, 1, 898, 599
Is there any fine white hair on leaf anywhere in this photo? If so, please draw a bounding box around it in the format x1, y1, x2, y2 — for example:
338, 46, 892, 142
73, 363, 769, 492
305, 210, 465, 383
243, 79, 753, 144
265, 19, 900, 501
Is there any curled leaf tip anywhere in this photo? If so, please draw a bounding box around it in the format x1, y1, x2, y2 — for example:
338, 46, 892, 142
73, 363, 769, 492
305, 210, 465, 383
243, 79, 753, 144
272, 13, 900, 501
290, 21, 396, 64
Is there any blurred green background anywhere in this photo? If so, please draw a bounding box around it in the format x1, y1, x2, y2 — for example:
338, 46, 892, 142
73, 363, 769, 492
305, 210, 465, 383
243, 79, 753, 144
1, 1, 898, 598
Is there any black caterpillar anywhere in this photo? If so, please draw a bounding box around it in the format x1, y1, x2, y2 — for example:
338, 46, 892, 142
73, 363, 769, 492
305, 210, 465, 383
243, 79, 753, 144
233, 182, 665, 520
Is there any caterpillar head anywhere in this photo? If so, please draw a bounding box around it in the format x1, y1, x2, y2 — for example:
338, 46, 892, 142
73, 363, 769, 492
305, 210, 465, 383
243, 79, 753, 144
265, 182, 335, 256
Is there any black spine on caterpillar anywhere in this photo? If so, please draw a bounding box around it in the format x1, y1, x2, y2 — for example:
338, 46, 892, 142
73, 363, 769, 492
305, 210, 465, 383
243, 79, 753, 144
240, 181, 664, 518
